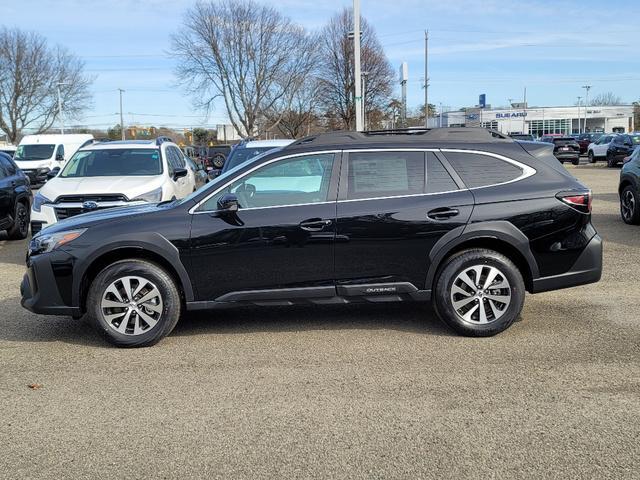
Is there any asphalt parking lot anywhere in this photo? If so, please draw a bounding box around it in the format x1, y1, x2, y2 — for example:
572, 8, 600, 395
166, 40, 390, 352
0, 163, 638, 479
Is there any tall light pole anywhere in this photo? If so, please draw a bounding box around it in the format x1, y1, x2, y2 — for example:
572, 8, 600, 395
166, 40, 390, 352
57, 82, 68, 134
582, 85, 591, 133
424, 30, 429, 128
353, 0, 363, 131
439, 102, 443, 128
577, 96, 582, 134
508, 98, 514, 134
118, 88, 125, 140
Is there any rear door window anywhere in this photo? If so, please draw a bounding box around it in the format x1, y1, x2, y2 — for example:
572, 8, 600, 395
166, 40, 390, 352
443, 151, 524, 189
346, 151, 424, 200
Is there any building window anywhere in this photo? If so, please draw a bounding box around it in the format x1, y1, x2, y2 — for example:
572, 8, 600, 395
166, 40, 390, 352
529, 119, 571, 137
481, 120, 498, 130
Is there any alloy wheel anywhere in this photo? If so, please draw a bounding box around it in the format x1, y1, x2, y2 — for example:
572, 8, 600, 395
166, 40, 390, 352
100, 276, 163, 335
450, 265, 511, 325
621, 190, 636, 222
17, 205, 28, 236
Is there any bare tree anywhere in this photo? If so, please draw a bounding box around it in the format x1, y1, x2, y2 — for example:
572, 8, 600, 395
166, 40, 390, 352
0, 28, 92, 144
590, 92, 623, 106
172, 0, 316, 138
264, 75, 322, 138
317, 8, 393, 130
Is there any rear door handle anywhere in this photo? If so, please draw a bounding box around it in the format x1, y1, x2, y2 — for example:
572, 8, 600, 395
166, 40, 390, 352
299, 218, 333, 231
427, 207, 460, 220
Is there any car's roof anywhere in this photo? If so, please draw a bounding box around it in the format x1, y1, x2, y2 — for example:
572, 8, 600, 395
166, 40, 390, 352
243, 139, 294, 148
80, 140, 165, 151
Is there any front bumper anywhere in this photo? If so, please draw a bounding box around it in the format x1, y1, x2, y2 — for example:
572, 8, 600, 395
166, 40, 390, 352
20, 250, 80, 317
531, 234, 602, 293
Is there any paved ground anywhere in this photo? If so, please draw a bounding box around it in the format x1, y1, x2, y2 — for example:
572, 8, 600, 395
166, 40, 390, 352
0, 164, 638, 479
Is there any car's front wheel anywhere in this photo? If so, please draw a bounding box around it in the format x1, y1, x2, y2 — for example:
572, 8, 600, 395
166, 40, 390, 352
434, 249, 525, 337
620, 185, 640, 225
86, 259, 182, 347
588, 151, 596, 163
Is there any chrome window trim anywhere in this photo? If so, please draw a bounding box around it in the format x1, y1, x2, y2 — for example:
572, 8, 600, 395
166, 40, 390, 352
189, 147, 536, 213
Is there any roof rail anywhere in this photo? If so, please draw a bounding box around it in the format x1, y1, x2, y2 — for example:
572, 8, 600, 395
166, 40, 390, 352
365, 128, 430, 136
155, 136, 174, 145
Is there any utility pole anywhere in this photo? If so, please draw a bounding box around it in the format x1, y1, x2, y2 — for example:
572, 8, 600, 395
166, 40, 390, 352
439, 102, 443, 128
57, 82, 68, 134
424, 30, 429, 128
118, 88, 125, 140
508, 98, 513, 134
361, 71, 369, 131
582, 85, 591, 133
400, 62, 408, 127
577, 96, 582, 134
353, 0, 363, 131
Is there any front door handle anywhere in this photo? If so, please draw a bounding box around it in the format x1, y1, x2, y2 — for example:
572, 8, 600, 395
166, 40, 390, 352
299, 218, 333, 231
427, 207, 460, 220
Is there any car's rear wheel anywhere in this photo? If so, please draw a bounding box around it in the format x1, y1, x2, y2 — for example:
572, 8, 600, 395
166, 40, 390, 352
571, 157, 580, 166
434, 249, 525, 337
86, 259, 181, 347
620, 185, 640, 225
606, 152, 617, 168
7, 201, 29, 240
588, 151, 596, 163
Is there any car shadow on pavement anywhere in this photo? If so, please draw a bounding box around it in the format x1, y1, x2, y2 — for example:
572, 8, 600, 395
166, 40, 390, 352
173, 302, 455, 338
0, 296, 455, 348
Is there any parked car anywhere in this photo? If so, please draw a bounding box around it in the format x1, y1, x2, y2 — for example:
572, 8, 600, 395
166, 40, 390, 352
185, 155, 208, 190
29, 137, 196, 234
619, 147, 640, 224
587, 134, 617, 164
0, 145, 17, 158
0, 152, 31, 239
572, 133, 602, 154
219, 139, 295, 175
509, 134, 535, 142
13, 134, 94, 187
539, 136, 580, 165
599, 134, 640, 168
21, 128, 603, 347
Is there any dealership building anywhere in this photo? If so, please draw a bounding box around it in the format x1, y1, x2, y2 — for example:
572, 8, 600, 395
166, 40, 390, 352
433, 104, 635, 136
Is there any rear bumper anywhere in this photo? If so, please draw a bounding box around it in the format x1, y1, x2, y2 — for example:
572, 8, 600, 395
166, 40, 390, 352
531, 234, 602, 293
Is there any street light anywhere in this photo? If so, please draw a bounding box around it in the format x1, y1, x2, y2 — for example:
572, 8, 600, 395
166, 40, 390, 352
57, 82, 69, 134
361, 71, 369, 131
582, 85, 591, 133
577, 96, 582, 134
508, 98, 514, 134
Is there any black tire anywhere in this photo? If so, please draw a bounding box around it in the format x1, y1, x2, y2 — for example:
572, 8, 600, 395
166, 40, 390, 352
606, 151, 617, 168
7, 201, 29, 240
588, 151, 596, 163
86, 259, 181, 347
433, 248, 525, 337
620, 185, 640, 225
212, 154, 225, 169
571, 157, 580, 166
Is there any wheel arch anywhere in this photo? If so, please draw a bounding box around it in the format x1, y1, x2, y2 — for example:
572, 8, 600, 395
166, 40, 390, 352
426, 222, 539, 293
74, 240, 195, 314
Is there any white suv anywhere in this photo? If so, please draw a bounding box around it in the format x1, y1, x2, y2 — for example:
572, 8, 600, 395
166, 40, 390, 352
587, 134, 617, 163
31, 138, 196, 234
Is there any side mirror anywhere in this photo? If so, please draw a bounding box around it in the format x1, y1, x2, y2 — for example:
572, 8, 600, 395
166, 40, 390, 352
56, 154, 64, 161
46, 167, 60, 180
173, 167, 188, 180
217, 193, 239, 213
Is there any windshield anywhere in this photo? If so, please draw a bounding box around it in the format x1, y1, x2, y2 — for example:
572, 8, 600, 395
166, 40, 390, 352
223, 147, 280, 172
60, 148, 162, 178
630, 135, 640, 145
14, 144, 55, 161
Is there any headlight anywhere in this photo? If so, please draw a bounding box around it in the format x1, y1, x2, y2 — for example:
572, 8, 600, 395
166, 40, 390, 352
32, 192, 52, 212
132, 187, 163, 203
29, 229, 87, 255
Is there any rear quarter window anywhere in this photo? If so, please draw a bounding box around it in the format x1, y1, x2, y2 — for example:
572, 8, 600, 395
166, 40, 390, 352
444, 151, 524, 188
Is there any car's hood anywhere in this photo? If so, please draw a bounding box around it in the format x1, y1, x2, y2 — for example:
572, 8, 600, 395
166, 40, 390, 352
40, 176, 164, 201
36, 201, 178, 236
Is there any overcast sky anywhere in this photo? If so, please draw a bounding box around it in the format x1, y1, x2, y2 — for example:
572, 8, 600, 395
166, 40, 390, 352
4, 0, 639, 131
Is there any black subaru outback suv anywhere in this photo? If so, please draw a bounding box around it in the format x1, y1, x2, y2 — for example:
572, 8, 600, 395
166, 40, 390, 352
21, 128, 602, 347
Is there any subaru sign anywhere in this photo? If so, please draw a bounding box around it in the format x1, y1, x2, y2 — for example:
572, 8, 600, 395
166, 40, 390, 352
496, 112, 527, 118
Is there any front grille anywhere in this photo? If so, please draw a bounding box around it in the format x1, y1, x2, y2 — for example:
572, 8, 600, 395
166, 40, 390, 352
54, 205, 115, 220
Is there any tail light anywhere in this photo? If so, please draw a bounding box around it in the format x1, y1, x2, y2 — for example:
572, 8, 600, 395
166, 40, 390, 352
557, 191, 592, 214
